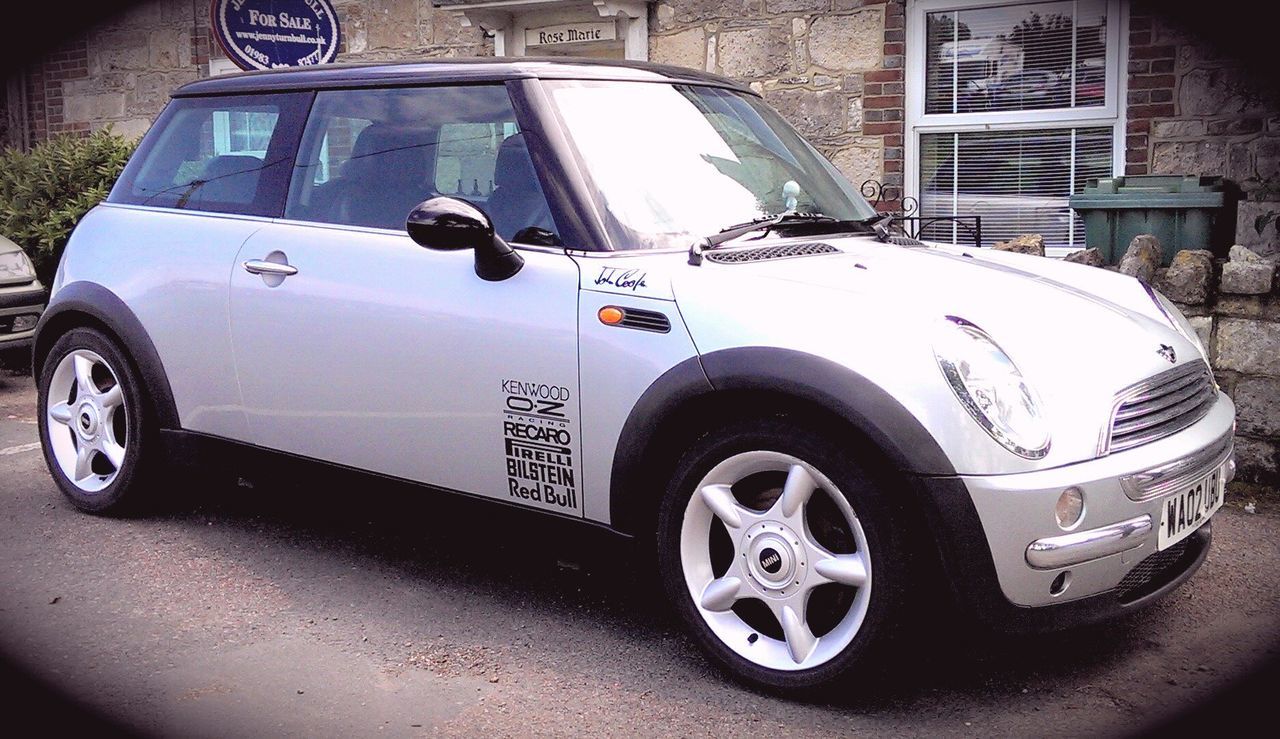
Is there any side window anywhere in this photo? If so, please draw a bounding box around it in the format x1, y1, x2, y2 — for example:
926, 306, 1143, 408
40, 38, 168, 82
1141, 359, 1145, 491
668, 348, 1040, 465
286, 86, 560, 244
111, 93, 309, 217
433, 122, 517, 197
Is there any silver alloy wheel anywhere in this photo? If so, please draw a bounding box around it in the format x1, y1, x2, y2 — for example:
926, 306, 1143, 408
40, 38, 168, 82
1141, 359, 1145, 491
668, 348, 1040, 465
679, 450, 872, 671
45, 349, 128, 493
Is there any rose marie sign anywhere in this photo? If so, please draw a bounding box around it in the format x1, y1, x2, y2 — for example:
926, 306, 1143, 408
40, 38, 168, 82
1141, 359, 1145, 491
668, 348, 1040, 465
211, 0, 341, 71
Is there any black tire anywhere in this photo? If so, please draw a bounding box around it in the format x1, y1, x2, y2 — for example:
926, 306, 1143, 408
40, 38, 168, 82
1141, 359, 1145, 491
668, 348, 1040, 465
37, 327, 157, 515
656, 415, 905, 694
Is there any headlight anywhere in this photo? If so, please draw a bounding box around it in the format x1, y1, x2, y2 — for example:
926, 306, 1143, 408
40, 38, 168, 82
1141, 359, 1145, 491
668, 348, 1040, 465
0, 248, 36, 283
1143, 283, 1208, 361
934, 317, 1050, 459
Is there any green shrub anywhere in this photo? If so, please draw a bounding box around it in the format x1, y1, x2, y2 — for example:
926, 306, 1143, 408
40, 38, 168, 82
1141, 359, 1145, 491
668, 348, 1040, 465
0, 129, 137, 282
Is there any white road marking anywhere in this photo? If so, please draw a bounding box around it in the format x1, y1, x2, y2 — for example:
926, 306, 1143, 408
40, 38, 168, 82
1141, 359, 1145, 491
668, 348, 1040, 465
0, 442, 40, 456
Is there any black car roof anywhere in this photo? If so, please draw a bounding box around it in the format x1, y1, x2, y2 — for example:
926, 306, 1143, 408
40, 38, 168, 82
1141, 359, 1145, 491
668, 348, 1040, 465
173, 57, 755, 97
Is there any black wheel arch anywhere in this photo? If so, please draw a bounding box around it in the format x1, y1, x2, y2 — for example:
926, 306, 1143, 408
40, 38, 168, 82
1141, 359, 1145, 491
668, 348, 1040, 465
33, 281, 180, 430
608, 346, 956, 537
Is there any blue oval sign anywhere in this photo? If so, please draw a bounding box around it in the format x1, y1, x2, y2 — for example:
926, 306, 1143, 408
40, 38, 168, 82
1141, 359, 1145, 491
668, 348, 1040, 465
212, 0, 341, 71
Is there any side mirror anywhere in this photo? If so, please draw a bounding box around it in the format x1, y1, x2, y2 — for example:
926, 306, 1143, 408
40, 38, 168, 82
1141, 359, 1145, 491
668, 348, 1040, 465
406, 197, 524, 282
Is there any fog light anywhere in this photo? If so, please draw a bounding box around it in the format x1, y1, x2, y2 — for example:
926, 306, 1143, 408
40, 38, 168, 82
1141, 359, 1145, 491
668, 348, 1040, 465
11, 314, 38, 332
1055, 487, 1085, 530
1050, 570, 1071, 596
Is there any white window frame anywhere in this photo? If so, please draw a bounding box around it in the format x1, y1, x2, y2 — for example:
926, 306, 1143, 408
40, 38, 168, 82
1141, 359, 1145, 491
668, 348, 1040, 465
208, 57, 241, 77
904, 0, 1128, 256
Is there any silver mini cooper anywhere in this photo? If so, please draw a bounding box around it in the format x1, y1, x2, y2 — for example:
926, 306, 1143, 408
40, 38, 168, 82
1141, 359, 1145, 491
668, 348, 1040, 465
33, 59, 1234, 692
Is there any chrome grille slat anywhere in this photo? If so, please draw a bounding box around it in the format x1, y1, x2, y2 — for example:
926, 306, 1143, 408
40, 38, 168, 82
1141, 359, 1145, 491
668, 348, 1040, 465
1112, 384, 1217, 437
1104, 360, 1217, 455
1113, 371, 1205, 420
1110, 401, 1214, 452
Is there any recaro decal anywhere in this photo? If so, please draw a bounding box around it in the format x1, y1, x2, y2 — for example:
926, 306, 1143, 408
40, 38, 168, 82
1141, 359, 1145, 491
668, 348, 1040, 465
501, 379, 579, 513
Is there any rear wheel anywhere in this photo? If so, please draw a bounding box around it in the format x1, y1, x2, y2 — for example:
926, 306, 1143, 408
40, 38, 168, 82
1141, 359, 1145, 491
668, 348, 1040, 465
38, 328, 156, 514
657, 416, 904, 692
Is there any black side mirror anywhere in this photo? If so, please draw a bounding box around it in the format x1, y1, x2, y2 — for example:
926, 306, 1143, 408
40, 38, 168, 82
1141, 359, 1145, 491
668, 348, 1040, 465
406, 197, 524, 282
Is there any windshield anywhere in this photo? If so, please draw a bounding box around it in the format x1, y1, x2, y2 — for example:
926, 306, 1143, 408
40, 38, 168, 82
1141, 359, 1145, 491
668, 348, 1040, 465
545, 81, 879, 250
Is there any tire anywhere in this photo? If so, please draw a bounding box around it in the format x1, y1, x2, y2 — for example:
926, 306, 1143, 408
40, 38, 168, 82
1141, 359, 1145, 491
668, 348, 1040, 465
37, 327, 157, 515
656, 415, 905, 694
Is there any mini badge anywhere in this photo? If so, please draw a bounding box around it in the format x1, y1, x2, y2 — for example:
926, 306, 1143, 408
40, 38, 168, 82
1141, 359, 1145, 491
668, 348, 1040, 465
1158, 344, 1176, 364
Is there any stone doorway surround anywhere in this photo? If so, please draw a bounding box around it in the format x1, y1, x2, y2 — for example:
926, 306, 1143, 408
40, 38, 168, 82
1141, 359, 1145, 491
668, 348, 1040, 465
433, 0, 650, 60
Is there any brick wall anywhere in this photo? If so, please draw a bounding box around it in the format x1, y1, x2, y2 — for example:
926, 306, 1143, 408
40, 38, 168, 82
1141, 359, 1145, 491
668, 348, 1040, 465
1127, 0, 1280, 257
649, 0, 904, 209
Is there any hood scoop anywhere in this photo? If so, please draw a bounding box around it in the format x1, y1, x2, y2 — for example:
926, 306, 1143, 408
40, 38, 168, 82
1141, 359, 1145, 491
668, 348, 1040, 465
704, 242, 840, 264
889, 234, 925, 246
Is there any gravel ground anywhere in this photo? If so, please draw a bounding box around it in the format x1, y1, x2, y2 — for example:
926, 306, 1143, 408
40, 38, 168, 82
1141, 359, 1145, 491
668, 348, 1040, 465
1, 366, 1278, 737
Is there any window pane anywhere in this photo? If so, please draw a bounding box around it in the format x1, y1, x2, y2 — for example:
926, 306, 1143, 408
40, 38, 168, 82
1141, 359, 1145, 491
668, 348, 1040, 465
286, 86, 559, 244
111, 94, 306, 216
925, 0, 1108, 114
918, 126, 1112, 249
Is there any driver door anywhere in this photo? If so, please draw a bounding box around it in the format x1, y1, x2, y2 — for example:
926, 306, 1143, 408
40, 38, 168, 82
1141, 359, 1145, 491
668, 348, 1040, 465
227, 84, 585, 516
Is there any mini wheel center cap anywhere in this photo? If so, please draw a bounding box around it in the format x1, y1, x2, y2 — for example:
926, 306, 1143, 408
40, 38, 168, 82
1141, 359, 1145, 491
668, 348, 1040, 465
76, 403, 100, 438
742, 522, 805, 594
759, 547, 783, 574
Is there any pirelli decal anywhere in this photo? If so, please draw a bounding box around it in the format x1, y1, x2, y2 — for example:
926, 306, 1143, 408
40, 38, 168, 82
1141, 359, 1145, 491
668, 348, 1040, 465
501, 380, 580, 513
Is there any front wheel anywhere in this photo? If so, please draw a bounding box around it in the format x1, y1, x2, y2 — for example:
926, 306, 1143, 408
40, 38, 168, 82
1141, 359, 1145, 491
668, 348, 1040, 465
657, 417, 904, 693
37, 328, 156, 514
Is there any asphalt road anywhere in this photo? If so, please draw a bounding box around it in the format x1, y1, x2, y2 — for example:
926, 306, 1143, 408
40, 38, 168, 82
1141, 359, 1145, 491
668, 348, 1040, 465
1, 365, 1278, 737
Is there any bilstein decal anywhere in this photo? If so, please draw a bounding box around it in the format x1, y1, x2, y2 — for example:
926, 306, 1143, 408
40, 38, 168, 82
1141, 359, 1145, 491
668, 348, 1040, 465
502, 380, 578, 511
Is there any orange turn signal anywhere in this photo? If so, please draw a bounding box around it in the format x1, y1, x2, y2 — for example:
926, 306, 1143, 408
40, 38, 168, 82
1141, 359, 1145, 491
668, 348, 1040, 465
598, 306, 625, 325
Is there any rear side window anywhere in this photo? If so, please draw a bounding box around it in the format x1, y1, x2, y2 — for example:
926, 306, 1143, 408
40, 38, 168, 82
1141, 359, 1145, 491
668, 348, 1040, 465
110, 93, 310, 217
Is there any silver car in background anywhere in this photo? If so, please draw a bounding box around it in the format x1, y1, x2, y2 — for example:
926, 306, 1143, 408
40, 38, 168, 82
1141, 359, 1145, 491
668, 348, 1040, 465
0, 235, 45, 352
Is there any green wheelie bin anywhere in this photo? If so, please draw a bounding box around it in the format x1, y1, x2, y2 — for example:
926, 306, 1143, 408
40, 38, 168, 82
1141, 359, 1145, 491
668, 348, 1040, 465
1069, 175, 1240, 265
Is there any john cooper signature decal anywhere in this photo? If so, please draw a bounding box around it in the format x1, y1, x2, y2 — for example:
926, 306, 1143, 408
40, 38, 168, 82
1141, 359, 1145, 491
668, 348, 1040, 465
594, 267, 648, 292
502, 380, 579, 512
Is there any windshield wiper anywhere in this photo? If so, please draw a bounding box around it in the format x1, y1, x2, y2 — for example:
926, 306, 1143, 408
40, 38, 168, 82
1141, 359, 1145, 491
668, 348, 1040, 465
688, 213, 867, 265
860, 214, 895, 243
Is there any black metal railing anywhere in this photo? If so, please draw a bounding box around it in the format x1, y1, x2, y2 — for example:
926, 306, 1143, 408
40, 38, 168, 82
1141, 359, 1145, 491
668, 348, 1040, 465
860, 180, 983, 251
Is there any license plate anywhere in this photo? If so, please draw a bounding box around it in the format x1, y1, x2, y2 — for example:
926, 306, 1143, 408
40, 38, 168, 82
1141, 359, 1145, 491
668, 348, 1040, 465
1157, 466, 1225, 550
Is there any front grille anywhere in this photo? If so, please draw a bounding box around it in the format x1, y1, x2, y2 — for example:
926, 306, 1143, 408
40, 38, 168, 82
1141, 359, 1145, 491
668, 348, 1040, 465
704, 242, 840, 264
1115, 539, 1191, 603
1104, 361, 1216, 454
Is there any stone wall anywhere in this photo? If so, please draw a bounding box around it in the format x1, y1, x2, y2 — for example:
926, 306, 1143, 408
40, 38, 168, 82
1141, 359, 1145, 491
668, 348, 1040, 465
649, 0, 905, 208
1169, 247, 1280, 489
1126, 0, 1280, 258
4, 0, 489, 146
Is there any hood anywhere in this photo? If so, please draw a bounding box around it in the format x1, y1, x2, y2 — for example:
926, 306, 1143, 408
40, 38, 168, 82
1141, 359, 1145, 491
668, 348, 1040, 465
596, 235, 1203, 474
0, 234, 22, 255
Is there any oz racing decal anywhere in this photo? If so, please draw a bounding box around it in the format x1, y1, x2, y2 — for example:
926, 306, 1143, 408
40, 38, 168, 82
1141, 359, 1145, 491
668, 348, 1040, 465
502, 380, 579, 512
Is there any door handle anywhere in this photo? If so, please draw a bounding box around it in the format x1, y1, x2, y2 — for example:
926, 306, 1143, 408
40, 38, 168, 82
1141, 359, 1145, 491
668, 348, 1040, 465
243, 259, 298, 277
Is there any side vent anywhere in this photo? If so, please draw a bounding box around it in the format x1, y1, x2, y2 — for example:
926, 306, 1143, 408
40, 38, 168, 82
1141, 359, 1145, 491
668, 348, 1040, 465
704, 242, 840, 264
603, 306, 671, 333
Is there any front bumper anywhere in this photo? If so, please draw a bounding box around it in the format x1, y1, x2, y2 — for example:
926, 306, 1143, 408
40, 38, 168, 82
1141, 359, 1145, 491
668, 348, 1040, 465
0, 282, 46, 349
915, 392, 1234, 632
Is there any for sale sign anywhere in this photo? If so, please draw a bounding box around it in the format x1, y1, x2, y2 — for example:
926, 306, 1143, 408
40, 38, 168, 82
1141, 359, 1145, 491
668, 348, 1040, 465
212, 0, 341, 71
